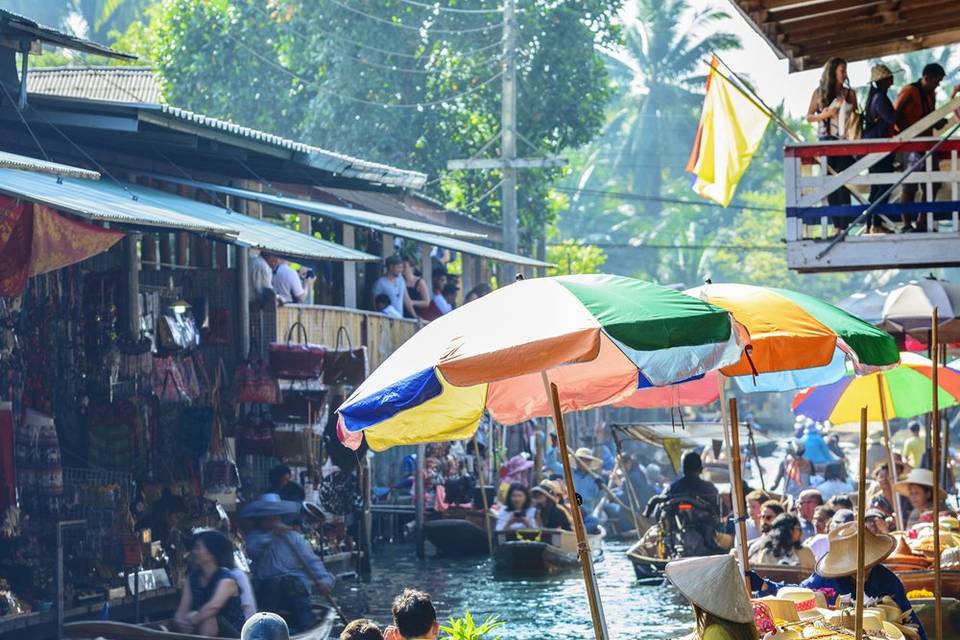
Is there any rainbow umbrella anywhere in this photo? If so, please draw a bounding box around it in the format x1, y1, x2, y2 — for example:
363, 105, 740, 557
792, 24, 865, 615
792, 352, 960, 425
338, 274, 744, 450
686, 283, 900, 393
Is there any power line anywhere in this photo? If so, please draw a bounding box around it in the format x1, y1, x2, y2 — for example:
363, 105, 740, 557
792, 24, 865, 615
552, 186, 782, 213
395, 0, 507, 14
224, 31, 503, 109
549, 241, 783, 252
323, 0, 501, 34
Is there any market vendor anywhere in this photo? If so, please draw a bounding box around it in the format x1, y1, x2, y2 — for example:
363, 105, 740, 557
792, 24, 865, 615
748, 521, 926, 640
241, 493, 335, 634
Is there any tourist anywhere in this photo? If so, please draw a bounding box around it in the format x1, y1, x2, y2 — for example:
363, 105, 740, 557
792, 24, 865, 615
402, 256, 431, 318
749, 513, 816, 571
248, 249, 276, 309
760, 500, 785, 534
372, 255, 415, 318
800, 425, 837, 469
803, 506, 836, 561
241, 612, 290, 640
805, 57, 858, 230
619, 453, 656, 515
570, 447, 604, 514
464, 283, 492, 303
666, 555, 759, 640
901, 421, 925, 468
826, 494, 853, 512
865, 508, 891, 536
375, 293, 403, 319
384, 589, 439, 640
795, 488, 823, 540
663, 451, 719, 505
749, 521, 926, 640
744, 490, 770, 541
772, 442, 812, 499
241, 494, 335, 633
814, 462, 853, 502
868, 461, 906, 520
532, 480, 572, 531
430, 269, 450, 313
813, 505, 835, 535
895, 63, 948, 232
269, 464, 306, 504
440, 282, 459, 313
341, 619, 384, 640
174, 530, 246, 637
896, 467, 935, 528
863, 64, 899, 231
496, 482, 536, 531
264, 253, 313, 305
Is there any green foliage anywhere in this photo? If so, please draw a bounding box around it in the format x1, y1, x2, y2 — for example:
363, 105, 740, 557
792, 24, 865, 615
548, 239, 607, 276
440, 611, 505, 640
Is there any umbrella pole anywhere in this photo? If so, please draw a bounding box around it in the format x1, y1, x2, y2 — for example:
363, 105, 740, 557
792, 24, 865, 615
877, 375, 904, 531
931, 309, 943, 640
612, 430, 647, 539
856, 407, 868, 640
728, 398, 752, 596
473, 437, 494, 556
542, 373, 608, 640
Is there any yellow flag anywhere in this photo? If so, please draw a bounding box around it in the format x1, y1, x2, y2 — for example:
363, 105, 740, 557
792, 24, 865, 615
663, 438, 683, 474
688, 61, 771, 207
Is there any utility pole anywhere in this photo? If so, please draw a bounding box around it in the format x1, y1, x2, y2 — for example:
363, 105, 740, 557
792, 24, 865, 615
448, 0, 565, 285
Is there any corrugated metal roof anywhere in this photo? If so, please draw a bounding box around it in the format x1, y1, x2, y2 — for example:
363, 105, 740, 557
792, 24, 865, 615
143, 173, 552, 268
0, 169, 378, 262
142, 173, 485, 239
0, 10, 134, 60
28, 66, 162, 104
0, 150, 99, 180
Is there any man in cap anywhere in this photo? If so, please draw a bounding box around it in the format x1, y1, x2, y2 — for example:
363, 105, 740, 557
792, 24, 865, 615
749, 521, 926, 640
241, 494, 335, 633
863, 64, 898, 232
241, 612, 289, 640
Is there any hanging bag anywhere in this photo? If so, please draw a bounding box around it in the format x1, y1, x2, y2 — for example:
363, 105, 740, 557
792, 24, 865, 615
202, 369, 240, 510
233, 358, 281, 405
323, 326, 368, 388
269, 321, 325, 380
236, 407, 276, 457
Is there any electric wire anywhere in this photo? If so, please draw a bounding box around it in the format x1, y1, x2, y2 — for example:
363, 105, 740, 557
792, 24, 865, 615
323, 0, 501, 34
552, 186, 781, 213
394, 0, 507, 14
0, 80, 52, 164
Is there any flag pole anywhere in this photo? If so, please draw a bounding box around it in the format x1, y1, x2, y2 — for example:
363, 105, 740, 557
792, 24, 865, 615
709, 54, 803, 143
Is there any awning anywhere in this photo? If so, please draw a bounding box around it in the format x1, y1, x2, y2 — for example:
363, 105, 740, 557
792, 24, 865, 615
141, 174, 552, 268
0, 169, 378, 262
0, 151, 100, 180
611, 423, 773, 448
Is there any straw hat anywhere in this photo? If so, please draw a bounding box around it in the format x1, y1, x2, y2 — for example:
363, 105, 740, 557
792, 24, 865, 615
531, 480, 564, 503
777, 587, 823, 620
239, 493, 302, 519
665, 556, 754, 624
822, 609, 905, 640
816, 521, 896, 578
895, 468, 934, 497
756, 597, 801, 623
569, 447, 603, 471
870, 64, 896, 83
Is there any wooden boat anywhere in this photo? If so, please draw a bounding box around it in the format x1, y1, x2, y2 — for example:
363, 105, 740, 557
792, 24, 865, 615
424, 509, 493, 556
64, 606, 335, 640
896, 568, 960, 597
494, 528, 603, 575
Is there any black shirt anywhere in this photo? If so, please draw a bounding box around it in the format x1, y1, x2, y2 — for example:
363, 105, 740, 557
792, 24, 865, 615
663, 474, 719, 505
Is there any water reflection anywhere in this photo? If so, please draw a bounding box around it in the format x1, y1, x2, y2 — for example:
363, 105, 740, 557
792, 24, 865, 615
340, 541, 694, 639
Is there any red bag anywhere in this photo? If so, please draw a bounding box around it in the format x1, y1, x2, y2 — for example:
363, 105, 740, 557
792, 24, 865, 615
269, 322, 325, 380
236, 409, 275, 457
323, 326, 368, 388
233, 360, 281, 405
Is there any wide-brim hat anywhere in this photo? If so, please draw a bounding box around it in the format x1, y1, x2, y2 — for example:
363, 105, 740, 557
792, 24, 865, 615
569, 447, 603, 471
776, 587, 823, 620
817, 521, 896, 578
500, 454, 534, 477
756, 597, 800, 624
665, 556, 753, 624
870, 64, 896, 82
895, 467, 934, 497
239, 493, 302, 519
531, 480, 563, 503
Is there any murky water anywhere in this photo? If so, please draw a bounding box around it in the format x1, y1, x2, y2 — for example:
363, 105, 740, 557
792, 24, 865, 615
336, 541, 693, 639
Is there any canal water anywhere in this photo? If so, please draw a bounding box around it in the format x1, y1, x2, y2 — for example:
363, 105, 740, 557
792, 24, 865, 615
336, 540, 693, 639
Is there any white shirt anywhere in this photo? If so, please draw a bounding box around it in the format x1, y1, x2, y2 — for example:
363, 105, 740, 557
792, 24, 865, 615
804, 533, 830, 562
249, 253, 273, 299
272, 262, 304, 303
381, 304, 403, 319
229, 568, 257, 620
433, 292, 452, 315
372, 275, 405, 316
495, 506, 537, 531
814, 479, 853, 502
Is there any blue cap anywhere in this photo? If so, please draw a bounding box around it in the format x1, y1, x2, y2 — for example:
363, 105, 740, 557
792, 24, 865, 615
241, 612, 290, 640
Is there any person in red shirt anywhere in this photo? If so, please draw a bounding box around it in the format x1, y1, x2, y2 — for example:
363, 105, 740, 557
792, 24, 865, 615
893, 63, 946, 232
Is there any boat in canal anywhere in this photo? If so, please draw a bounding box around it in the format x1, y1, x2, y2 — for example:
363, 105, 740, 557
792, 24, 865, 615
63, 605, 336, 640
423, 507, 494, 556
494, 528, 604, 575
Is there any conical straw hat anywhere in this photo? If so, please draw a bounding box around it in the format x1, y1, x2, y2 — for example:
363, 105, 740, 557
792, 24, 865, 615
816, 521, 896, 578
665, 555, 753, 624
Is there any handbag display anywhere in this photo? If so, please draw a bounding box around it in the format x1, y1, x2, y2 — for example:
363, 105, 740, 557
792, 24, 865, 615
233, 360, 281, 405
202, 380, 241, 511
202, 307, 231, 346
236, 409, 275, 457
323, 326, 368, 388
269, 322, 325, 380
271, 388, 326, 423
272, 422, 321, 466
158, 311, 200, 353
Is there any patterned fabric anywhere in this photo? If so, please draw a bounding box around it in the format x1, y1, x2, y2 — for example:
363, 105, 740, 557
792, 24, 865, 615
14, 409, 63, 515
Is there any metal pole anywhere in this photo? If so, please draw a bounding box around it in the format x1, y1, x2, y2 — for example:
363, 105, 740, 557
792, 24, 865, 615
931, 309, 943, 640
17, 43, 28, 110
237, 246, 251, 359
855, 407, 868, 640
498, 0, 518, 286
360, 455, 373, 577
542, 373, 608, 639
877, 374, 904, 530
415, 444, 425, 559
125, 234, 141, 339
728, 398, 751, 596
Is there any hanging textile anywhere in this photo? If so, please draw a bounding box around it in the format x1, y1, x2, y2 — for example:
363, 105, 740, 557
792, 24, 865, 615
0, 199, 125, 297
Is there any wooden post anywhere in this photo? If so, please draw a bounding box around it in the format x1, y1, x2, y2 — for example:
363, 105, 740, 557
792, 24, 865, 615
728, 398, 751, 595
877, 374, 903, 530
415, 443, 426, 559
856, 407, 868, 640
473, 437, 494, 556
542, 373, 608, 640
535, 420, 545, 484
931, 308, 943, 640
342, 225, 357, 309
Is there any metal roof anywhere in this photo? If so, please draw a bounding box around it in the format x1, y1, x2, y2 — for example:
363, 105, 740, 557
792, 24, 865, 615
0, 169, 378, 262
0, 10, 135, 60
27, 66, 162, 104
140, 174, 550, 267
0, 150, 99, 180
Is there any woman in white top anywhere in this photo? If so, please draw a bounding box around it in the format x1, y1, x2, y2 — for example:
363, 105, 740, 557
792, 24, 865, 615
495, 483, 536, 531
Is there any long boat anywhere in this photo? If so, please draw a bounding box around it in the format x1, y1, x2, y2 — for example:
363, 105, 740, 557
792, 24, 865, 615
424, 508, 493, 557
494, 528, 603, 575
63, 606, 335, 640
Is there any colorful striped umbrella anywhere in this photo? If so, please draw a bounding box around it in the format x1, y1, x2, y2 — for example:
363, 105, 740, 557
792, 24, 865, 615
685, 283, 900, 393
792, 352, 960, 425
614, 370, 721, 409
337, 274, 744, 451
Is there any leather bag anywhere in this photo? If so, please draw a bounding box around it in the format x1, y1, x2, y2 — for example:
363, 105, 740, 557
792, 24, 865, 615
269, 322, 325, 380
323, 326, 368, 388
233, 360, 281, 405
